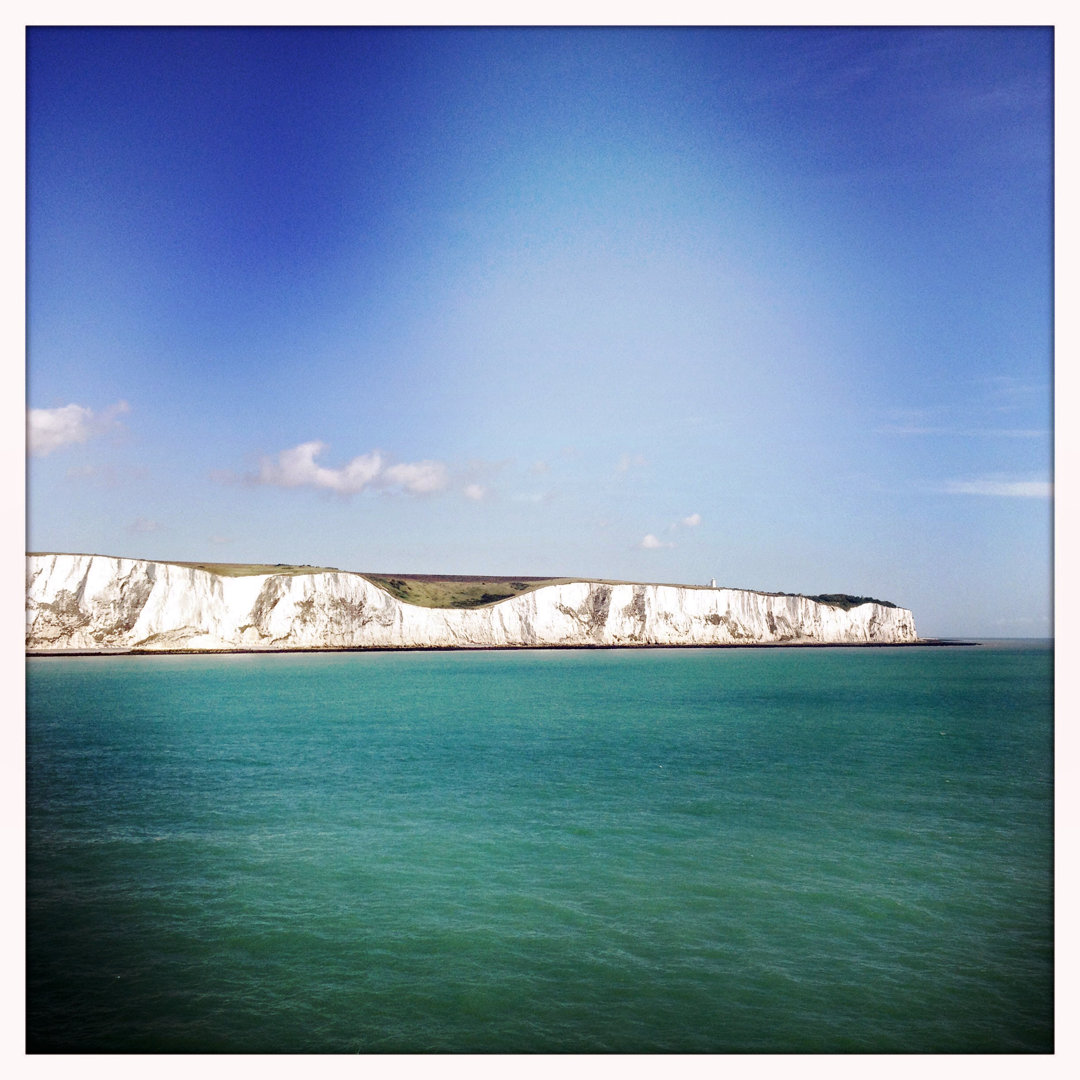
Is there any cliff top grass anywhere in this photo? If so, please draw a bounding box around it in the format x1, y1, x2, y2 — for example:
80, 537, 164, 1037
173, 561, 340, 577
28, 554, 343, 578
360, 573, 760, 608
800, 593, 897, 611
29, 554, 896, 611
362, 574, 572, 609
360, 575, 895, 611
177, 565, 574, 607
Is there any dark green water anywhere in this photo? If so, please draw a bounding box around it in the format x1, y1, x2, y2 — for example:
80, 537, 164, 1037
26, 643, 1053, 1053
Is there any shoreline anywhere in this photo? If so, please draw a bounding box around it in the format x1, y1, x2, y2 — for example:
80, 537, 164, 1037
25, 639, 981, 658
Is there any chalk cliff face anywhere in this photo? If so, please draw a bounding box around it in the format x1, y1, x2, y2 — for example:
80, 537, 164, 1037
26, 553, 918, 652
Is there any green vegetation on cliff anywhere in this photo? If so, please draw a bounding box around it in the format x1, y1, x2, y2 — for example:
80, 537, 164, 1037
29, 555, 899, 613
805, 593, 897, 610
173, 562, 339, 577
362, 574, 570, 609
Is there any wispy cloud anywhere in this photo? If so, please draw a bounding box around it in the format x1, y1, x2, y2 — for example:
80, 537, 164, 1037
976, 375, 1050, 399
463, 483, 486, 501
27, 400, 130, 456
63, 461, 148, 487
640, 533, 674, 550
942, 479, 1053, 498
878, 424, 1048, 438
666, 512, 703, 534
253, 441, 449, 496
129, 518, 161, 533
617, 452, 646, 474
877, 380, 1051, 440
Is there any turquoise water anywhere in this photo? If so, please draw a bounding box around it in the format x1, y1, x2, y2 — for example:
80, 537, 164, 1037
26, 643, 1052, 1053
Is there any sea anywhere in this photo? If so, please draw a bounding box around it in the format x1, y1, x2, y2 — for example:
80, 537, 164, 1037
25, 642, 1053, 1054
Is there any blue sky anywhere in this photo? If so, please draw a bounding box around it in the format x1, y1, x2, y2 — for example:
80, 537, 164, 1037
26, 26, 1053, 638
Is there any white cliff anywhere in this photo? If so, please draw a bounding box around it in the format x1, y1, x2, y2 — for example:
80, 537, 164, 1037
25, 553, 919, 652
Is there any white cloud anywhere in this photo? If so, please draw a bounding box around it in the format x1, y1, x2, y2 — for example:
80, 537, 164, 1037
943, 479, 1053, 498
27, 400, 129, 456
617, 452, 646, 474
130, 518, 161, 533
257, 441, 381, 493
29, 404, 92, 455
640, 534, 674, 550
255, 441, 450, 497
463, 483, 486, 501
383, 460, 449, 495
